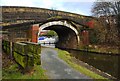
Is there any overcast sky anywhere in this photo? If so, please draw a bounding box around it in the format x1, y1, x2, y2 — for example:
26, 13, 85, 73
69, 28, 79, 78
1, 0, 97, 16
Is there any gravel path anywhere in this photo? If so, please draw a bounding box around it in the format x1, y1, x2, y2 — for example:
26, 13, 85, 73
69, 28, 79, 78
41, 47, 93, 80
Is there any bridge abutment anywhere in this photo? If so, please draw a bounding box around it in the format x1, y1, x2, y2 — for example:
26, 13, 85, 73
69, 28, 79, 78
2, 24, 39, 43
31, 24, 39, 43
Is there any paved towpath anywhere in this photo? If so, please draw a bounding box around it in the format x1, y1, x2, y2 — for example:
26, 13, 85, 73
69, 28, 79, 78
41, 47, 93, 79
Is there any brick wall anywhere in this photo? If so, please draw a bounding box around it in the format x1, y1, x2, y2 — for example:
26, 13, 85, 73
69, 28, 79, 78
31, 24, 39, 43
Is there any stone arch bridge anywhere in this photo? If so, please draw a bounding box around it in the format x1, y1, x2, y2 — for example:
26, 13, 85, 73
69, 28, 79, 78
1, 6, 99, 49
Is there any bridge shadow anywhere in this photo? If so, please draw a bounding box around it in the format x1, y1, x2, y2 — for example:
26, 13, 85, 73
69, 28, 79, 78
40, 24, 79, 49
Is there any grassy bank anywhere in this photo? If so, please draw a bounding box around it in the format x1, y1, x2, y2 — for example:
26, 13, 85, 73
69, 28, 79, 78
2, 64, 48, 79
79, 45, 119, 54
2, 52, 48, 79
56, 48, 111, 81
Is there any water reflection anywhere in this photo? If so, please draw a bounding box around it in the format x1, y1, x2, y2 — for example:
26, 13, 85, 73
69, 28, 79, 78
67, 50, 120, 80
41, 43, 55, 48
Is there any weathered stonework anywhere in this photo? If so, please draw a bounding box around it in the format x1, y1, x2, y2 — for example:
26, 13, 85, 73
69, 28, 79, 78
1, 6, 102, 50
24, 42, 41, 65
1, 6, 95, 27
2, 40, 10, 55
2, 40, 41, 72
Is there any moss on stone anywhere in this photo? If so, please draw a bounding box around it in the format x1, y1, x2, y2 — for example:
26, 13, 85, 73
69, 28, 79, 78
13, 52, 27, 68
13, 43, 27, 55
33, 53, 41, 65
4, 41, 41, 72
2, 40, 10, 54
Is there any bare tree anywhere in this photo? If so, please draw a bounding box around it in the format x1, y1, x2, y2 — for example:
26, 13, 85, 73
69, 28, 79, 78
91, 1, 120, 46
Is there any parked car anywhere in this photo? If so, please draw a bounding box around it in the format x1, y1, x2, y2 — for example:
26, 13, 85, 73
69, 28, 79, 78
38, 36, 47, 44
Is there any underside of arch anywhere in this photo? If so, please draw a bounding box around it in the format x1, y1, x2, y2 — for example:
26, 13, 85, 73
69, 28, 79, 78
39, 20, 80, 49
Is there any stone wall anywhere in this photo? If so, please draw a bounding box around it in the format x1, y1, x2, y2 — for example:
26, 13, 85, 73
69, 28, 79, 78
1, 6, 95, 28
2, 40, 10, 55
23, 42, 41, 65
2, 40, 41, 72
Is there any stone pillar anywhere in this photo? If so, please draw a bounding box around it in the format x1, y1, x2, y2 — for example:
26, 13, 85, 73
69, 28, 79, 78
31, 24, 39, 43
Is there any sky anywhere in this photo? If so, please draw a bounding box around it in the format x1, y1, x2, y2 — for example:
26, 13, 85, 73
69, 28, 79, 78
1, 0, 97, 16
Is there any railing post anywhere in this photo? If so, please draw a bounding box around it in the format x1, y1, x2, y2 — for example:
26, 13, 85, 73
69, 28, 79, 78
10, 42, 13, 59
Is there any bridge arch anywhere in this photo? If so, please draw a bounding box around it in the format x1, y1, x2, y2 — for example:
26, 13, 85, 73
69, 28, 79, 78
38, 20, 80, 49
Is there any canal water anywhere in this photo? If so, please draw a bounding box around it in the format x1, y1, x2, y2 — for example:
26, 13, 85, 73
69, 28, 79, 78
66, 50, 120, 80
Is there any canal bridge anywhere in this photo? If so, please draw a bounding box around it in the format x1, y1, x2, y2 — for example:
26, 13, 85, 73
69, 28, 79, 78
1, 6, 99, 49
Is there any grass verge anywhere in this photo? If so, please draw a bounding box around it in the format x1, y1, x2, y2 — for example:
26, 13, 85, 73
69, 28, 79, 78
2, 64, 48, 79
56, 48, 111, 81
